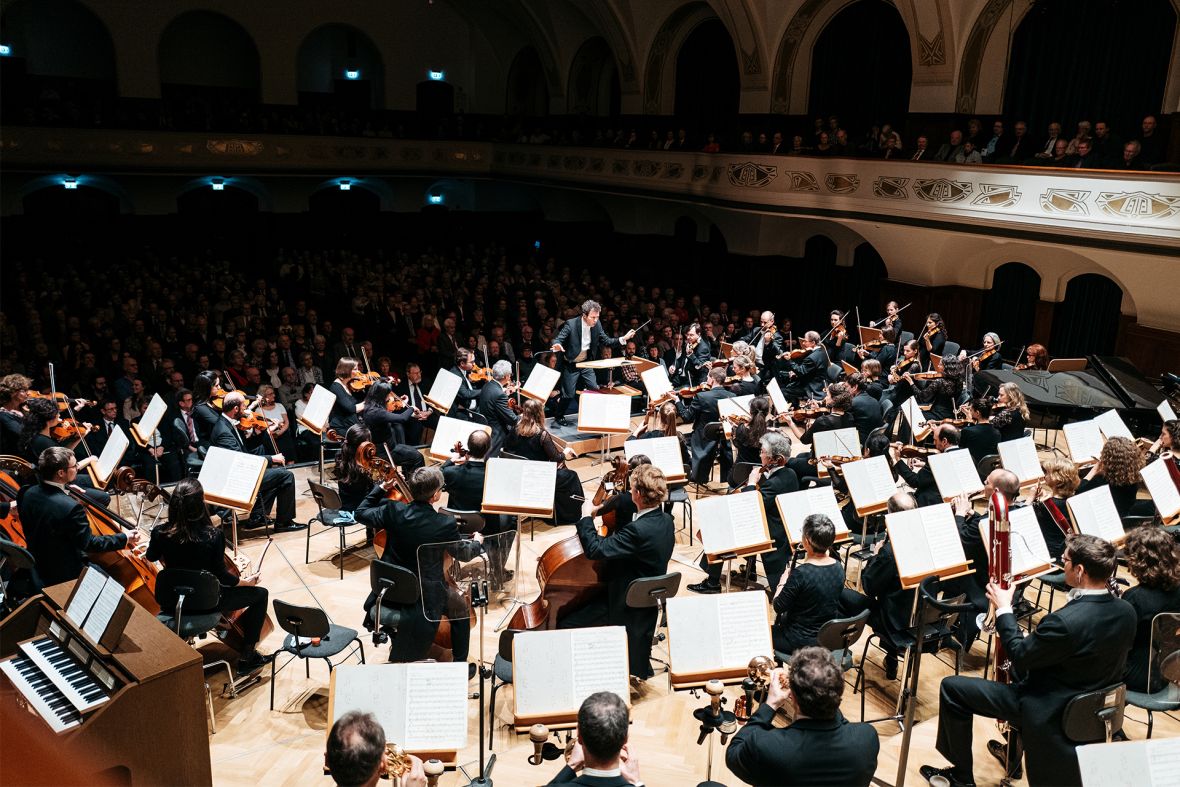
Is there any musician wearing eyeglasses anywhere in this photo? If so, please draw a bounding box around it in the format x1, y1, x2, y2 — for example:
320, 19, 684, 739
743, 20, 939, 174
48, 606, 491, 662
922, 534, 1135, 787
742, 311, 784, 376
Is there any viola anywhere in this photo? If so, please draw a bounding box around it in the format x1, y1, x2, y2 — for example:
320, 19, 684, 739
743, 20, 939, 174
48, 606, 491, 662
50, 419, 94, 441
210, 385, 229, 411
811, 454, 857, 467
790, 406, 831, 423
725, 413, 751, 426
892, 442, 937, 460
678, 384, 707, 398
777, 348, 807, 361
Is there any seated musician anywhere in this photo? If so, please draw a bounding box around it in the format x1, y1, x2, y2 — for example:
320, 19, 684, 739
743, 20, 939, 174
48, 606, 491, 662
1121, 526, 1180, 694
0, 373, 32, 455
357, 466, 481, 676
19, 446, 140, 586
148, 478, 271, 674
770, 514, 845, 657
448, 349, 483, 420
676, 367, 736, 485
726, 647, 879, 787
19, 397, 111, 506
782, 331, 827, 405
359, 380, 426, 478
326, 710, 429, 787
547, 691, 641, 786
588, 454, 651, 528
507, 398, 583, 524
903, 356, 966, 422
1031, 457, 1079, 562
727, 354, 760, 395
191, 370, 223, 449
856, 491, 919, 680
1078, 435, 1143, 518
858, 358, 886, 400
783, 382, 856, 482
962, 332, 1004, 372
329, 358, 366, 434
394, 363, 439, 444
1016, 343, 1050, 371
880, 339, 920, 416
822, 310, 852, 366
856, 327, 898, 372
918, 312, 947, 370
891, 424, 961, 507
441, 429, 514, 587
212, 392, 304, 532
957, 397, 1000, 468
743, 311, 783, 377
989, 382, 1029, 441
729, 396, 771, 488
847, 373, 884, 443
566, 464, 675, 680
690, 432, 798, 595
334, 425, 378, 513
923, 534, 1135, 787
476, 360, 519, 456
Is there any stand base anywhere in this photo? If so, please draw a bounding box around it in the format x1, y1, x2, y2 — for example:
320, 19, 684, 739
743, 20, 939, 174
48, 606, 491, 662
696, 781, 726, 787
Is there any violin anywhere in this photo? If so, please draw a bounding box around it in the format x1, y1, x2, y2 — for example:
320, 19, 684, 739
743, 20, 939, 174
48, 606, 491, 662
931, 417, 972, 427
348, 369, 380, 392
593, 457, 633, 537
777, 348, 807, 361
923, 325, 941, 341
468, 366, 493, 383
909, 371, 944, 380
210, 385, 229, 411
971, 345, 1000, 370
237, 410, 271, 432
28, 391, 94, 412
725, 413, 751, 425
386, 393, 408, 412
678, 384, 707, 398
452, 440, 469, 458
891, 442, 937, 460
51, 418, 94, 441
810, 455, 857, 467
790, 405, 831, 423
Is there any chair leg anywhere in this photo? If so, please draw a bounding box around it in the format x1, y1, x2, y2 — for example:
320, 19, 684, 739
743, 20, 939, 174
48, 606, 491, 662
1147, 709, 1154, 739
358, 640, 366, 665
339, 527, 346, 581
206, 681, 217, 734
269, 659, 277, 711
305, 520, 312, 565
488, 680, 499, 750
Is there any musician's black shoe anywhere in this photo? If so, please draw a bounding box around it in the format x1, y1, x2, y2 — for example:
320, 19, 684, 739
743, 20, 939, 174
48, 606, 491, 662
687, 580, 722, 594
987, 740, 1022, 779
236, 651, 274, 675
468, 662, 478, 680
884, 654, 899, 681
242, 516, 272, 530
554, 416, 569, 427
273, 521, 308, 533
919, 765, 975, 787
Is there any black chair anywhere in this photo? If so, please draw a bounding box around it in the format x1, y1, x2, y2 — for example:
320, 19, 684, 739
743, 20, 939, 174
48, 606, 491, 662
1062, 683, 1127, 744
775, 609, 870, 675
943, 341, 961, 359
0, 538, 40, 614
667, 484, 693, 544
1033, 570, 1070, 614
367, 560, 422, 658
173, 417, 205, 476
625, 573, 683, 675
899, 331, 915, 345
826, 364, 842, 383
155, 568, 238, 732
487, 628, 521, 749
306, 480, 367, 580
697, 421, 725, 489
440, 507, 486, 536
269, 600, 365, 710
1125, 613, 1180, 738
976, 453, 1002, 480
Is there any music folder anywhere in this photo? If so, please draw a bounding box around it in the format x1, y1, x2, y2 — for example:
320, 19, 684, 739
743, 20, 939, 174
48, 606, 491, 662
296, 384, 335, 434
639, 364, 675, 405
1066, 485, 1127, 546
429, 415, 491, 461
424, 368, 462, 413
899, 397, 932, 441
1159, 399, 1178, 423
998, 437, 1044, 486
765, 378, 789, 415
1063, 420, 1104, 465
198, 445, 267, 514
520, 363, 560, 404
624, 435, 685, 482
1140, 457, 1180, 524
929, 449, 986, 501
841, 455, 897, 516
576, 391, 632, 434
717, 394, 755, 438
512, 627, 630, 727
885, 503, 972, 588
666, 592, 773, 687
481, 458, 556, 517
811, 427, 861, 479
694, 490, 773, 563
86, 423, 129, 490
129, 393, 168, 448
979, 506, 1054, 581
775, 486, 851, 548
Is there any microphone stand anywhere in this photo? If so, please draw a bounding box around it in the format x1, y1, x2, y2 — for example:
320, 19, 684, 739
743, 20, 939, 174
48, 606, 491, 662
465, 553, 497, 787
691, 679, 737, 787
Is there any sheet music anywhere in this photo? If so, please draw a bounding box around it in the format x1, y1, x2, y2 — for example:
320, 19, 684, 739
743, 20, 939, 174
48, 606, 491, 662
717, 593, 773, 667
886, 503, 965, 582
625, 436, 684, 479
426, 368, 462, 412
666, 593, 772, 675
577, 392, 632, 433
717, 395, 755, 437
1064, 420, 1105, 464
132, 394, 168, 445
812, 427, 861, 459
980, 506, 1052, 577
1147, 738, 1180, 787
513, 628, 629, 718
639, 365, 674, 403
522, 364, 561, 402
1095, 409, 1134, 441
482, 458, 556, 513
1141, 458, 1180, 519
1159, 400, 1178, 423
765, 378, 789, 415
198, 446, 267, 508
1067, 485, 1125, 543
899, 397, 930, 438
82, 573, 124, 643
570, 628, 631, 700
929, 449, 985, 500
429, 416, 492, 459
842, 455, 896, 512
1077, 737, 1180, 787
998, 437, 1043, 484
696, 491, 767, 555
775, 487, 850, 546
403, 662, 468, 750
300, 384, 335, 432
922, 505, 967, 568
93, 424, 129, 482
66, 566, 106, 629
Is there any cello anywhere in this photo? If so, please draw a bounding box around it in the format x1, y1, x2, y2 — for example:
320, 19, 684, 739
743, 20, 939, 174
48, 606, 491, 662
0, 456, 33, 547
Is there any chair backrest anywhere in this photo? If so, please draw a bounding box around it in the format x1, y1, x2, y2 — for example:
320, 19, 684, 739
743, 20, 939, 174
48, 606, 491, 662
440, 508, 486, 535
499, 450, 528, 461
625, 573, 683, 609
899, 331, 915, 345
307, 479, 344, 512
826, 364, 842, 382
0, 539, 36, 572
272, 599, 331, 640
976, 453, 1002, 480
816, 609, 871, 652
1149, 612, 1180, 688
943, 341, 961, 358
498, 628, 520, 662
1062, 684, 1126, 743
917, 576, 971, 632
369, 560, 421, 607
1047, 358, 1087, 373
155, 568, 220, 612
703, 422, 724, 441
729, 462, 754, 488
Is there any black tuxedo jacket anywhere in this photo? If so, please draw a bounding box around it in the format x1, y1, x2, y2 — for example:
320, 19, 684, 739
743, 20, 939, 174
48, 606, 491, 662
787, 347, 828, 401
726, 704, 879, 786
682, 341, 713, 386
676, 387, 734, 479
441, 459, 486, 512
755, 467, 800, 577
546, 766, 632, 786
0, 410, 21, 455
850, 393, 884, 441
861, 539, 910, 635
209, 415, 271, 461
20, 481, 127, 586
552, 317, 622, 368
959, 423, 1000, 469
476, 380, 518, 455
85, 417, 132, 457
191, 401, 220, 448
448, 366, 482, 412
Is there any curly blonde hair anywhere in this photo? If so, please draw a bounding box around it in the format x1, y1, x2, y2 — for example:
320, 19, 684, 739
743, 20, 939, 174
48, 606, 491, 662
1100, 436, 1143, 486
1041, 456, 1080, 497
999, 382, 1029, 419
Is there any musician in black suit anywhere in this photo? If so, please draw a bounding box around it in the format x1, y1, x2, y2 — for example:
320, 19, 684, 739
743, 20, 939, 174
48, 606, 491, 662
958, 398, 1000, 469
783, 331, 828, 404
476, 360, 518, 456
566, 465, 676, 679
923, 534, 1136, 787
919, 313, 947, 370
848, 373, 885, 442
393, 363, 438, 445
328, 359, 365, 434
211, 393, 303, 532
550, 300, 636, 426
892, 425, 961, 508
448, 349, 483, 419
441, 430, 513, 584
727, 647, 879, 786
546, 691, 640, 786
19, 446, 140, 586
190, 371, 222, 449
741, 311, 785, 378
676, 367, 735, 484
680, 322, 713, 388
859, 492, 918, 679
356, 466, 482, 671
359, 381, 425, 478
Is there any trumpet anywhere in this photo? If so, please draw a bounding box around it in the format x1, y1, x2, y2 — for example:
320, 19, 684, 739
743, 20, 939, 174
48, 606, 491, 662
383, 743, 412, 779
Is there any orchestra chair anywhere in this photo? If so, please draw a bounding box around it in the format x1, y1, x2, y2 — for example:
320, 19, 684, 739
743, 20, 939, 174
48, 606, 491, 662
826, 364, 842, 383
1125, 614, 1180, 738
899, 331, 915, 345
0, 538, 40, 615
728, 461, 754, 490
366, 559, 421, 660
625, 572, 683, 676
1062, 683, 1127, 744
306, 479, 366, 580
154, 568, 239, 733
269, 599, 365, 711
1033, 569, 1070, 614
487, 628, 522, 749
439, 508, 486, 536
666, 484, 693, 545
173, 417, 205, 477
776, 609, 870, 685
975, 454, 1002, 481
943, 341, 961, 359
856, 577, 970, 725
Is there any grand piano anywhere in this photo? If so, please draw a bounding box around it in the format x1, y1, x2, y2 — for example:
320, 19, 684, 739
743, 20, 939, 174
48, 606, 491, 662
976, 355, 1170, 436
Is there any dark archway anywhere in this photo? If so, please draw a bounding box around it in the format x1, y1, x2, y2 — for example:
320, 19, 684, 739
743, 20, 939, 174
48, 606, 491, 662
783, 235, 838, 332
22, 184, 119, 218
982, 262, 1041, 357
808, 0, 911, 133
567, 37, 620, 118
309, 186, 380, 215
158, 10, 260, 108
1050, 273, 1123, 358
177, 185, 259, 216
673, 216, 698, 243
1003, 0, 1176, 138
0, 0, 117, 123
296, 25, 384, 111
673, 19, 739, 142
849, 242, 888, 326
506, 46, 549, 117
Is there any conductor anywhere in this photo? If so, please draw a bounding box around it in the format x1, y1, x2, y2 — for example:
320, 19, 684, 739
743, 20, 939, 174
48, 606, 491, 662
550, 300, 636, 426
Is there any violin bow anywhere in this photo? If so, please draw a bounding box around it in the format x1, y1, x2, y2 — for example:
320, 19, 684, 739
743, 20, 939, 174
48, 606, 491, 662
52, 362, 95, 459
